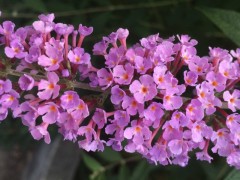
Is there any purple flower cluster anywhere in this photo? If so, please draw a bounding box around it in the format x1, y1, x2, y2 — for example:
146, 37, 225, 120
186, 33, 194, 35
94, 31, 240, 168
0, 13, 240, 169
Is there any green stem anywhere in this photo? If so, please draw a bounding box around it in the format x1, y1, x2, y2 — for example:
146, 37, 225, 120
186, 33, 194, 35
0, 68, 103, 92
1, 0, 190, 18
90, 156, 141, 179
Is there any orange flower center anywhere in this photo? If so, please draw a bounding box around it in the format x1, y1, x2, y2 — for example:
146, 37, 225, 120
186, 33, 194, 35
141, 86, 148, 94
212, 81, 218, 87
49, 105, 57, 112
135, 126, 141, 132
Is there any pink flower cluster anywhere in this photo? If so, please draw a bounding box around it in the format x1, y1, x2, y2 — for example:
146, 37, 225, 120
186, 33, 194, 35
0, 13, 240, 169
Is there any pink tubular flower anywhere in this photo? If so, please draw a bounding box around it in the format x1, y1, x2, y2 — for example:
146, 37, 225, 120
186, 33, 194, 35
110, 85, 126, 105
68, 47, 90, 65
206, 71, 226, 92
0, 79, 12, 95
69, 99, 89, 120
129, 74, 157, 104
143, 102, 163, 128
37, 72, 60, 100
97, 68, 113, 89
92, 108, 107, 129
5, 39, 27, 59
0, 90, 19, 109
38, 102, 59, 124
78, 24, 93, 36
191, 121, 213, 143
124, 120, 152, 145
18, 74, 35, 91
30, 122, 51, 144
186, 99, 204, 121
113, 63, 134, 85
122, 96, 144, 116
223, 90, 240, 112
163, 93, 183, 111
184, 71, 198, 86
38, 47, 63, 71
60, 91, 80, 109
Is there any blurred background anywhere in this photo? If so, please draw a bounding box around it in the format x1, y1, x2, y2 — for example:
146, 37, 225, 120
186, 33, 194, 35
0, 0, 240, 180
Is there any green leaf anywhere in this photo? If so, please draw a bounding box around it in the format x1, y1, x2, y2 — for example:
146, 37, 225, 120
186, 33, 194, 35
118, 164, 129, 180
97, 147, 122, 162
23, 0, 47, 12
130, 161, 148, 180
198, 7, 240, 46
82, 153, 103, 172
224, 169, 240, 180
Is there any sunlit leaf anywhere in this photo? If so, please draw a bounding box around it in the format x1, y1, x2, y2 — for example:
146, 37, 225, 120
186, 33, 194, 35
224, 169, 240, 180
198, 7, 240, 46
97, 147, 122, 162
82, 153, 103, 172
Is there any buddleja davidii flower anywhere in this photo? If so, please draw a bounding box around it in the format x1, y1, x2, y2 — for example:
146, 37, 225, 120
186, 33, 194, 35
186, 99, 204, 121
110, 85, 126, 105
78, 121, 105, 152
227, 150, 240, 169
134, 56, 152, 74
38, 102, 60, 124
60, 91, 80, 109
205, 71, 226, 92
37, 72, 60, 100
0, 79, 12, 95
122, 95, 144, 116
57, 112, 79, 142
231, 48, 240, 63
209, 47, 232, 69
188, 56, 210, 75
190, 121, 213, 143
67, 47, 90, 65
5, 39, 27, 59
140, 33, 160, 50
153, 65, 170, 89
196, 140, 213, 163
68, 99, 89, 120
13, 100, 38, 127
104, 46, 125, 68
180, 46, 197, 65
33, 18, 54, 34
168, 111, 190, 128
0, 21, 15, 36
218, 60, 239, 79
211, 128, 233, 157
196, 82, 222, 115
154, 40, 178, 63
92, 108, 108, 129
38, 42, 64, 71
223, 90, 240, 112
149, 141, 169, 165
25, 45, 41, 63
30, 122, 51, 144
113, 63, 134, 85
226, 113, 240, 132
177, 34, 198, 47
125, 47, 145, 64
129, 74, 157, 104
124, 120, 152, 155
184, 71, 198, 86
105, 111, 130, 149
0, 89, 19, 109
18, 74, 35, 91
143, 102, 164, 128
97, 68, 113, 90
